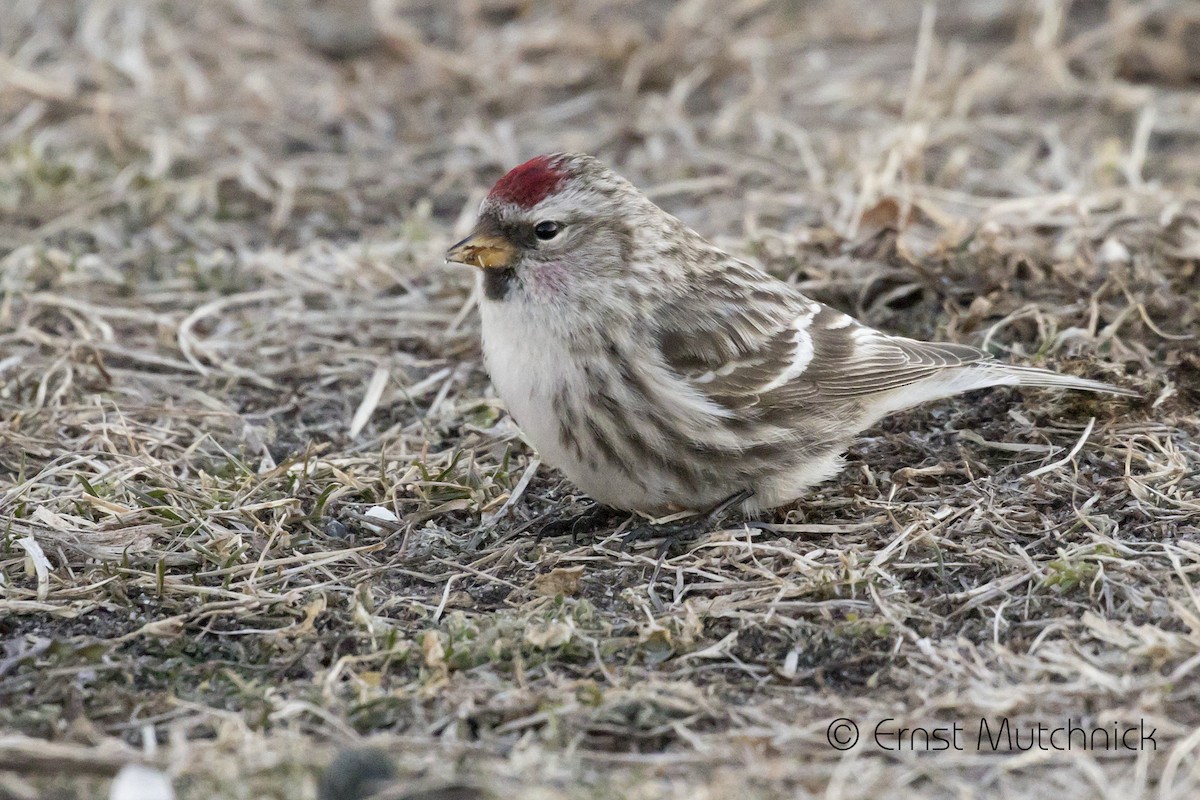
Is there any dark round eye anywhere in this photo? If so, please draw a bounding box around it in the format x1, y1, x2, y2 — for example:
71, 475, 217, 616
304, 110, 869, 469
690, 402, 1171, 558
534, 221, 561, 240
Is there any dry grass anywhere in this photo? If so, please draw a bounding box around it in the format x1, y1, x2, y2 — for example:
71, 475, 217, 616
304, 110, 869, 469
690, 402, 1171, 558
2, 1, 1200, 798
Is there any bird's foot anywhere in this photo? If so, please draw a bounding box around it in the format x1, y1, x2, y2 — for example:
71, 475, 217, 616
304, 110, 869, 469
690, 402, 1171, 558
618, 490, 754, 558
532, 502, 621, 543
620, 516, 711, 558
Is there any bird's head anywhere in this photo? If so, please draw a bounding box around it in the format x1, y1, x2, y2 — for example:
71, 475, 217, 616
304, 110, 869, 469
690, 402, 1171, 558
446, 153, 652, 302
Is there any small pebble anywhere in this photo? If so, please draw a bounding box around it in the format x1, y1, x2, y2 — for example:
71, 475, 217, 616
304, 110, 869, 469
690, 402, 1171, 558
109, 764, 174, 800
361, 506, 399, 534
318, 747, 396, 800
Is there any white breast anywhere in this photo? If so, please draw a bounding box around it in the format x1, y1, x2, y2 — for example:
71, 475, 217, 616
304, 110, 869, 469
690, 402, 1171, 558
479, 289, 657, 510
479, 294, 573, 463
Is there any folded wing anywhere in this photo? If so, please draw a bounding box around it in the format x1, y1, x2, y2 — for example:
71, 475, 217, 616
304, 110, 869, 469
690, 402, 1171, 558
651, 261, 1129, 424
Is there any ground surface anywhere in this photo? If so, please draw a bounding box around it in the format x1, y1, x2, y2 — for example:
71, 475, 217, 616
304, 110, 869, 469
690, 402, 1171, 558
2, 1, 1200, 798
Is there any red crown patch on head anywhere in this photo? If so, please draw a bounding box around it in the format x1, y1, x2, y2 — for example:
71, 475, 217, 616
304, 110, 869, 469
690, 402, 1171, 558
487, 156, 567, 209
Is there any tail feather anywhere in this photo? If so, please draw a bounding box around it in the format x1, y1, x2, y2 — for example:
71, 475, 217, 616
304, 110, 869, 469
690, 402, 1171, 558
862, 361, 1136, 424
974, 363, 1138, 396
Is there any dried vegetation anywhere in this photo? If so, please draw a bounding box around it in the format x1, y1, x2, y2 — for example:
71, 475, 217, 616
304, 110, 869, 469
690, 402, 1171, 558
2, 0, 1200, 798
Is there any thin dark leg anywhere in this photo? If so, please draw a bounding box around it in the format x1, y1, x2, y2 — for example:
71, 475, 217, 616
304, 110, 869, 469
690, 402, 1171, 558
620, 489, 754, 556
532, 501, 623, 542
481, 500, 625, 549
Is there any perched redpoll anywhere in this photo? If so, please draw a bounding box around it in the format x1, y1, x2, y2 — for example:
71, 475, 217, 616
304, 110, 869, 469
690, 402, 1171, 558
446, 154, 1133, 517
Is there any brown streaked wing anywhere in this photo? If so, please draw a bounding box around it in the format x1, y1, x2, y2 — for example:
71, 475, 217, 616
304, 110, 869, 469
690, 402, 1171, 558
652, 267, 810, 410
774, 319, 991, 401
654, 271, 991, 409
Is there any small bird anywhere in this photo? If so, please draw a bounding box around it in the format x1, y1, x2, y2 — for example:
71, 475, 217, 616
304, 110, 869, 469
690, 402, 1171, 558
446, 153, 1133, 519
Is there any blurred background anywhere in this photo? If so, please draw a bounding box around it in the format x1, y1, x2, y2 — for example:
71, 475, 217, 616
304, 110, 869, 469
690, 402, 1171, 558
5, 0, 1199, 247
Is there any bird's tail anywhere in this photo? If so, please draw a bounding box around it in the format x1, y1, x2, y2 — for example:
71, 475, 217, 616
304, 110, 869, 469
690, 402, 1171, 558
863, 362, 1136, 423
968, 363, 1138, 397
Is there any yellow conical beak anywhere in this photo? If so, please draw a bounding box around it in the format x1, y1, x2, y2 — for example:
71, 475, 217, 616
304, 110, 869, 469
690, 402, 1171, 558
445, 230, 516, 270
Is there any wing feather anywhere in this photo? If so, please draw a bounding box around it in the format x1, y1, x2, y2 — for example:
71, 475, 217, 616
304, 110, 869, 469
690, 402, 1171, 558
652, 261, 990, 413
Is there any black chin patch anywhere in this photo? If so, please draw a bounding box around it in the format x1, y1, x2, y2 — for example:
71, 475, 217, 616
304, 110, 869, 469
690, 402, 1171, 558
482, 268, 517, 301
